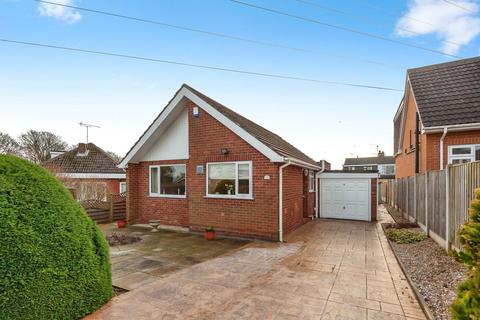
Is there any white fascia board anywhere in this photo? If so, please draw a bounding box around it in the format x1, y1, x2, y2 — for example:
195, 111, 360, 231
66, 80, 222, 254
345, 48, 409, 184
183, 89, 284, 162
118, 87, 189, 168
59, 173, 126, 179
284, 157, 321, 170
319, 172, 379, 179
423, 122, 480, 133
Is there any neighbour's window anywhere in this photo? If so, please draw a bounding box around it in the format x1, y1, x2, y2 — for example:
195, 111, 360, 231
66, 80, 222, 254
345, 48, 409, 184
308, 171, 315, 192
448, 145, 480, 165
119, 182, 127, 194
207, 161, 252, 198
149, 165, 186, 197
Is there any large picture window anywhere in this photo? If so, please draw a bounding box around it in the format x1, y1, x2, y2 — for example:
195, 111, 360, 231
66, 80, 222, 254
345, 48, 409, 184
448, 144, 480, 165
207, 161, 252, 199
149, 164, 186, 197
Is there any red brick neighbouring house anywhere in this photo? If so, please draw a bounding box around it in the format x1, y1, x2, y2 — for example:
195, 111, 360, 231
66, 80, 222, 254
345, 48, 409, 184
44, 143, 126, 200
394, 57, 480, 178
119, 84, 320, 241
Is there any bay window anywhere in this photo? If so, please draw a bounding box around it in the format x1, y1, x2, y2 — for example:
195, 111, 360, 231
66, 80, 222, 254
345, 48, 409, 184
207, 161, 252, 198
448, 144, 480, 165
149, 164, 186, 197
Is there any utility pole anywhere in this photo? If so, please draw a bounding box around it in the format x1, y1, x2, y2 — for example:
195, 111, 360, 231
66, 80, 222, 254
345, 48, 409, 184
79, 121, 100, 144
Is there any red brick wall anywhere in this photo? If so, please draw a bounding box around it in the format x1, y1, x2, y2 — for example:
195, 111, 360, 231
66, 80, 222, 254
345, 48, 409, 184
371, 178, 377, 221
126, 164, 140, 223
134, 160, 189, 227
425, 130, 480, 171
187, 101, 280, 240
282, 165, 304, 234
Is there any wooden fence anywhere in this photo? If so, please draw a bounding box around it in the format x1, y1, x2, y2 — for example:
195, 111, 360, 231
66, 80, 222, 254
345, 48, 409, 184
381, 161, 480, 251
80, 192, 126, 224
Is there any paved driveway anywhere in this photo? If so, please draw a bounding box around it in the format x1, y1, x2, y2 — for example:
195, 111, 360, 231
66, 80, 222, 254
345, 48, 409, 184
87, 208, 426, 319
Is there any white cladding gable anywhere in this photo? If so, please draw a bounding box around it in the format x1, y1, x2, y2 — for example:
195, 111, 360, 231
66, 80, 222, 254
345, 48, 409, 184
140, 109, 189, 161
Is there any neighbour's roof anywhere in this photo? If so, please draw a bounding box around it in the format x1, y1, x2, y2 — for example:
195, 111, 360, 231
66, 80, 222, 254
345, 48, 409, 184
183, 85, 318, 166
44, 143, 124, 174
343, 156, 394, 166
408, 56, 480, 127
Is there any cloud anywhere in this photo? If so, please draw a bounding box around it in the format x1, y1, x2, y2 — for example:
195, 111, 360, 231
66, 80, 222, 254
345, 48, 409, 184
38, 0, 82, 24
395, 0, 480, 54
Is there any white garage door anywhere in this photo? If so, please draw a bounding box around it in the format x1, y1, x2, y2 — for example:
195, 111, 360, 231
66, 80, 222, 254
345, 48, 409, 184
320, 178, 370, 221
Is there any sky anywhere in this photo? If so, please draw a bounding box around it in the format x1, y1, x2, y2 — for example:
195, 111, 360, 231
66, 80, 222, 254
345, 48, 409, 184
1, 0, 479, 168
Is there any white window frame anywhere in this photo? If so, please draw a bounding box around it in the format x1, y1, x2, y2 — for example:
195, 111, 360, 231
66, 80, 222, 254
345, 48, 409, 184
119, 181, 127, 193
205, 161, 253, 200
448, 144, 480, 165
308, 171, 315, 192
149, 164, 186, 198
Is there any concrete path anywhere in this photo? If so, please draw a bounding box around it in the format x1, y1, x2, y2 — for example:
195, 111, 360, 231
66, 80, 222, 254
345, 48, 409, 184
87, 208, 426, 320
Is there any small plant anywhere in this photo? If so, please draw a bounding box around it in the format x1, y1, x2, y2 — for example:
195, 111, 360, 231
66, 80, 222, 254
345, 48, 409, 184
206, 226, 215, 232
451, 189, 480, 319
386, 228, 427, 244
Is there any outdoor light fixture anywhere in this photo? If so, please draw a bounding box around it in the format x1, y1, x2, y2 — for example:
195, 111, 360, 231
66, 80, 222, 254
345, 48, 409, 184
221, 148, 229, 155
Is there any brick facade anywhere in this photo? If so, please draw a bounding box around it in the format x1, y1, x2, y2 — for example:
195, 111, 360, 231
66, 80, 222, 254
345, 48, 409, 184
395, 87, 480, 178
126, 100, 314, 240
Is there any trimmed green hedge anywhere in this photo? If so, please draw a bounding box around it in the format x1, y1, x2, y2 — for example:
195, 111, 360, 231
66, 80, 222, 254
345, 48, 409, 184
0, 155, 112, 320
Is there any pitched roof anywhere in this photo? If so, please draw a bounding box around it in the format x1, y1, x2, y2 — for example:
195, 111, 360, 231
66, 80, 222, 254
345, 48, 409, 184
183, 85, 318, 166
408, 56, 480, 128
44, 143, 125, 174
343, 156, 394, 166
120, 84, 319, 168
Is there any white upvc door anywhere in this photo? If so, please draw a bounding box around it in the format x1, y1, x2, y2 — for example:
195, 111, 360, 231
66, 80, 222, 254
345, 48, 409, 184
320, 178, 370, 221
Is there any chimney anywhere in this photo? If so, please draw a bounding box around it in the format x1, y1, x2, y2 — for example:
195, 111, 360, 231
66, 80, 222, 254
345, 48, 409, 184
77, 143, 89, 156
378, 150, 385, 157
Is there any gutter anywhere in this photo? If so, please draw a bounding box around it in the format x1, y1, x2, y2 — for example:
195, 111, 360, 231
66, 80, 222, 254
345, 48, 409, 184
278, 161, 292, 242
439, 127, 448, 170
423, 122, 480, 133
283, 157, 321, 171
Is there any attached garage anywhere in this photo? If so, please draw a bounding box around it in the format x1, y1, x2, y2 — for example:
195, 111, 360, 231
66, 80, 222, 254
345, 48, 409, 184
318, 172, 378, 222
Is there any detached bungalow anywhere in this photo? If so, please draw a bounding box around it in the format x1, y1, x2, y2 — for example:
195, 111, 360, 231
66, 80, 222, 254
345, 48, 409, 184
119, 84, 321, 240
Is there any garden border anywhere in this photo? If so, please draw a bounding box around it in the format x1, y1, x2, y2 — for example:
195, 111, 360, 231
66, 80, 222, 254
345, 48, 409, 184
381, 223, 434, 320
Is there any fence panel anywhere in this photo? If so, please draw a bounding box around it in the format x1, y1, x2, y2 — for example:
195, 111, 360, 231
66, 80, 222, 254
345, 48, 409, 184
427, 170, 446, 240
80, 193, 127, 224
407, 177, 415, 221
415, 174, 426, 226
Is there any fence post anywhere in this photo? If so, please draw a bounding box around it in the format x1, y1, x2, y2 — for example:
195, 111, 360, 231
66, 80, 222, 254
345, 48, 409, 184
109, 194, 114, 222
445, 165, 450, 251
425, 172, 429, 234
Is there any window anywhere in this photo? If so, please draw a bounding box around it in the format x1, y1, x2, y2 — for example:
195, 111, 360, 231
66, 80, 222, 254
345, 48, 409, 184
448, 144, 480, 165
379, 164, 395, 175
207, 161, 252, 199
308, 171, 315, 192
119, 182, 127, 194
149, 164, 186, 197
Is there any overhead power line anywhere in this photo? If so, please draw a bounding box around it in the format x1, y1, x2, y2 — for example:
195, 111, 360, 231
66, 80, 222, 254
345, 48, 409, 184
0, 38, 402, 92
292, 0, 466, 48
228, 0, 462, 59
34, 0, 403, 70
441, 0, 477, 13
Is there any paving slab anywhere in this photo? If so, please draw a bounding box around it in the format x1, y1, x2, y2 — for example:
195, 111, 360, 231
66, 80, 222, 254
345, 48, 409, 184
87, 208, 425, 319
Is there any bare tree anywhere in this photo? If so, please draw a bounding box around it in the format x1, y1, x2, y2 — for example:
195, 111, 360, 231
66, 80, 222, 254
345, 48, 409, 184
106, 150, 122, 163
18, 130, 69, 163
0, 132, 20, 155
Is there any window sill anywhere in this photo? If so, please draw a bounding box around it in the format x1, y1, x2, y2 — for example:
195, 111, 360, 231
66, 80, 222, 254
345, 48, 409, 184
204, 195, 254, 200
149, 194, 186, 199
308, 190, 315, 193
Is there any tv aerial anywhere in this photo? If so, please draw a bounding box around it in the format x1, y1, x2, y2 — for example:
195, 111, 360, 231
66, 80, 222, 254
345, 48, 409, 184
79, 121, 101, 144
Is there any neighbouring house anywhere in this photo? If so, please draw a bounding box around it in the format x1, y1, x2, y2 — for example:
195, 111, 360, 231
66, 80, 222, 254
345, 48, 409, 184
394, 57, 480, 178
119, 84, 321, 241
343, 151, 395, 179
44, 143, 126, 201
318, 159, 331, 171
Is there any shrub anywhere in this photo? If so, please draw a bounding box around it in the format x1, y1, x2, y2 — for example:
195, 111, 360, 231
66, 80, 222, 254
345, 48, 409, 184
0, 155, 112, 320
385, 228, 427, 244
451, 189, 480, 320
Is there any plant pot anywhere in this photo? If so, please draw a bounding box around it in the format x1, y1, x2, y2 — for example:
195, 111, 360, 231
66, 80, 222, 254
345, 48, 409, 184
204, 230, 215, 241
117, 220, 126, 228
